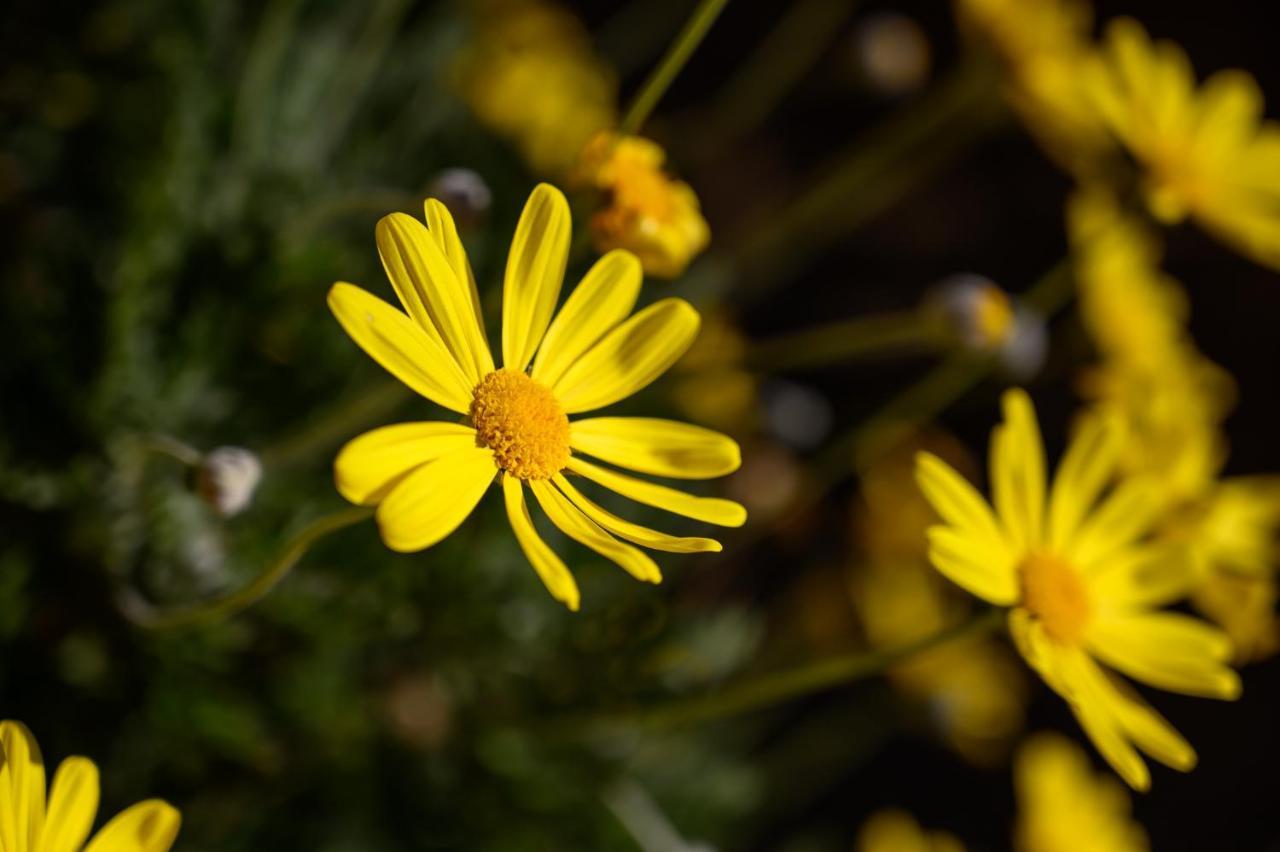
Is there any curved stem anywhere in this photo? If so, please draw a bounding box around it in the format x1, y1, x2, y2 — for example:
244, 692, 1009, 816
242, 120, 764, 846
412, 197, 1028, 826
619, 0, 732, 135
746, 310, 946, 371
121, 505, 374, 629
576, 608, 1004, 732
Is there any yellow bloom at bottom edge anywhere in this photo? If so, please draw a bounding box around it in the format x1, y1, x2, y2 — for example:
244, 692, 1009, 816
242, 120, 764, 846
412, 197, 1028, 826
914, 389, 1240, 790
0, 720, 180, 852
1015, 733, 1148, 852
857, 809, 965, 852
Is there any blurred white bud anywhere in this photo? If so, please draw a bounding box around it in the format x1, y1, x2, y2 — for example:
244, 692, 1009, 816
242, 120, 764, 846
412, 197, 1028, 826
763, 380, 833, 450
927, 274, 1047, 380
196, 446, 262, 517
427, 168, 492, 227
854, 13, 932, 97
999, 304, 1048, 380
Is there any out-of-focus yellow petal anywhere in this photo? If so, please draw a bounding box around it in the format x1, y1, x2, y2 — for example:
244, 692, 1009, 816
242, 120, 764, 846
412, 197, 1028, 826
503, 184, 571, 372
553, 299, 699, 414
1069, 479, 1163, 569
915, 452, 1010, 555
991, 389, 1046, 549
569, 417, 740, 480
1093, 672, 1197, 773
327, 283, 474, 413
83, 800, 181, 852
1087, 545, 1192, 610
1047, 410, 1121, 550
376, 212, 494, 381
926, 526, 1019, 605
375, 447, 495, 552
529, 479, 661, 583
566, 457, 746, 527
531, 249, 642, 387
334, 422, 479, 505
552, 473, 721, 553
38, 757, 99, 852
1056, 649, 1151, 792
501, 476, 580, 611
0, 719, 45, 852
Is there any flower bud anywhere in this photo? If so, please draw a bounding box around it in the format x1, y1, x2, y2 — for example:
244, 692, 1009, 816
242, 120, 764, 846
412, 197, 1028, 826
195, 446, 262, 517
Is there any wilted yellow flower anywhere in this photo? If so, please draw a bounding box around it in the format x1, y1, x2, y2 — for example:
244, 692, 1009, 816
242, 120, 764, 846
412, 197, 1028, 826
329, 184, 745, 610
857, 809, 965, 852
1014, 733, 1148, 852
576, 133, 710, 278
0, 720, 181, 852
1088, 18, 1280, 270
453, 0, 617, 177
915, 389, 1240, 790
853, 440, 1027, 765
954, 0, 1108, 174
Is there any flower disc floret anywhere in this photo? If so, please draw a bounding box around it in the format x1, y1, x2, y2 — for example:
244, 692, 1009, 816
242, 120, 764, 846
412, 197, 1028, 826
470, 368, 571, 480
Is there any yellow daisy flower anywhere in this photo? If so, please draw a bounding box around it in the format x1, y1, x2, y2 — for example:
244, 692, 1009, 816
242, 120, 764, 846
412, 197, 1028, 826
1088, 18, 1280, 270
1014, 733, 1148, 852
328, 184, 745, 610
575, 133, 710, 279
857, 809, 965, 852
0, 720, 181, 852
914, 389, 1240, 790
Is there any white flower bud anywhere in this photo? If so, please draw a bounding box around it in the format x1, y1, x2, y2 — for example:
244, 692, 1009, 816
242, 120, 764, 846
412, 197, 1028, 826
196, 446, 262, 517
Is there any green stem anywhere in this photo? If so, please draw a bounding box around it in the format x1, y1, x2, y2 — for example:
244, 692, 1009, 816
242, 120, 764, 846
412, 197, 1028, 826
579, 609, 1003, 731
121, 505, 374, 629
618, 0, 732, 135
746, 309, 945, 371
259, 380, 412, 470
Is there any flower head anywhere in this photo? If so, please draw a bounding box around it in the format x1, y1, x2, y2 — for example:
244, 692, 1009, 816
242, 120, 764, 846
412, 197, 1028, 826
1014, 733, 1148, 852
0, 720, 181, 852
915, 389, 1240, 790
576, 133, 710, 278
856, 809, 965, 852
328, 184, 745, 610
1087, 18, 1280, 270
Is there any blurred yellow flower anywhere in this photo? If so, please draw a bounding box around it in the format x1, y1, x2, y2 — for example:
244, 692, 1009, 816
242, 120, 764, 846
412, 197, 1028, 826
915, 389, 1240, 790
1088, 18, 1280, 270
453, 0, 617, 177
576, 133, 710, 278
670, 311, 758, 433
857, 809, 965, 852
1014, 733, 1148, 852
954, 0, 1108, 174
328, 184, 745, 610
853, 439, 1027, 765
0, 720, 181, 852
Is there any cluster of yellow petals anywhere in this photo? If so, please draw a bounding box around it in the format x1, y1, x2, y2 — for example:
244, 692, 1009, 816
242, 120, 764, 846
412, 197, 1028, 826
575, 132, 711, 278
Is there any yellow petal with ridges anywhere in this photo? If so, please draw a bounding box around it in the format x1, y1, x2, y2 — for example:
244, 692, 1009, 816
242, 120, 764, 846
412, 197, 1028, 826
925, 526, 1019, 605
423, 198, 486, 335
553, 299, 699, 414
334, 422, 478, 505
501, 476, 580, 611
531, 250, 642, 387
0, 719, 45, 852
375, 446, 495, 552
529, 479, 661, 583
503, 184, 570, 371
552, 473, 721, 553
38, 757, 99, 852
327, 283, 474, 414
377, 212, 493, 381
569, 417, 740, 480
83, 800, 181, 852
567, 457, 746, 527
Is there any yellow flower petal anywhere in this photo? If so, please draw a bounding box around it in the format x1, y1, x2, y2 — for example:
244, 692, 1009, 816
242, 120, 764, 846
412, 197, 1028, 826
569, 417, 740, 480
1086, 613, 1241, 699
38, 757, 99, 852
1056, 649, 1152, 792
553, 298, 700, 414
501, 476, 580, 611
1047, 409, 1121, 551
0, 719, 45, 852
915, 452, 1010, 554
991, 389, 1046, 549
1093, 672, 1197, 773
327, 283, 474, 413
531, 250, 642, 387
1069, 479, 1163, 570
423, 198, 487, 338
376, 212, 494, 382
552, 473, 721, 553
334, 422, 479, 505
503, 183, 571, 371
83, 800, 181, 852
1086, 545, 1193, 610
567, 457, 746, 527
529, 479, 661, 583
375, 446, 495, 552
925, 525, 1019, 605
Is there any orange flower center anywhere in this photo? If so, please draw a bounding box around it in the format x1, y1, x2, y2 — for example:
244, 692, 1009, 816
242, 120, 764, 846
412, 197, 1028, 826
1020, 552, 1091, 644
470, 368, 570, 480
